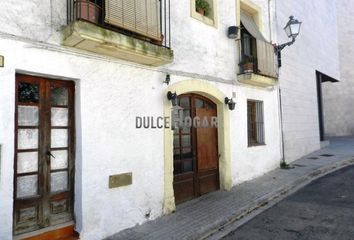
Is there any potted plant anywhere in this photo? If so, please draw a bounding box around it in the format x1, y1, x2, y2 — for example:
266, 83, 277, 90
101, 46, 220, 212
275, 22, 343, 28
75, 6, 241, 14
74, 0, 102, 24
195, 0, 210, 16
239, 56, 255, 73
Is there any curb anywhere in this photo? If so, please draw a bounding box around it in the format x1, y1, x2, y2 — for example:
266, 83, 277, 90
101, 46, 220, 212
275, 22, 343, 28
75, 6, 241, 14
198, 158, 354, 240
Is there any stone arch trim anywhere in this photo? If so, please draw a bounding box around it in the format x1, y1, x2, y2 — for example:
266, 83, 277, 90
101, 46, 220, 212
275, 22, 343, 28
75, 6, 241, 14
163, 79, 232, 214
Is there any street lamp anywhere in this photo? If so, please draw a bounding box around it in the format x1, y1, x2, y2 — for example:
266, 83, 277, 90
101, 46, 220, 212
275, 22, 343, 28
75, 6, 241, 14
276, 16, 302, 168
167, 91, 178, 106
224, 97, 236, 110
275, 16, 302, 53
284, 16, 302, 38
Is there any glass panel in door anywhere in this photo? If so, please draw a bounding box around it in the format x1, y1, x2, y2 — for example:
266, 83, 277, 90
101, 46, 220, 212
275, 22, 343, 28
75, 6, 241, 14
14, 78, 42, 235
50, 86, 69, 194
48, 84, 72, 225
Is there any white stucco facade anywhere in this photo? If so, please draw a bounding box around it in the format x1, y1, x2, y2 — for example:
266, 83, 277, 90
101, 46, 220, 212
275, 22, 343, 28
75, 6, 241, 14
0, 0, 323, 239
276, 0, 340, 162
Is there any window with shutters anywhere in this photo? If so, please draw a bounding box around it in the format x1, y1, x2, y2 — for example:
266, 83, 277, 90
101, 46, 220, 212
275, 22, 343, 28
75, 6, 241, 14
237, 5, 277, 87
67, 0, 171, 47
240, 22, 257, 73
64, 0, 173, 66
240, 11, 272, 76
247, 100, 265, 146
104, 0, 162, 41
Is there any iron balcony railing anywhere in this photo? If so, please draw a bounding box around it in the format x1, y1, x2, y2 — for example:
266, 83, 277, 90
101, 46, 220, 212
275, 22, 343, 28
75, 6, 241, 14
239, 52, 277, 78
239, 55, 258, 74
67, 0, 171, 48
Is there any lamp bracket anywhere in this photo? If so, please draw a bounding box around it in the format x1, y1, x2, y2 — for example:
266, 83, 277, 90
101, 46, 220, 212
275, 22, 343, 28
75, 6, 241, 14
163, 74, 171, 85
275, 37, 296, 53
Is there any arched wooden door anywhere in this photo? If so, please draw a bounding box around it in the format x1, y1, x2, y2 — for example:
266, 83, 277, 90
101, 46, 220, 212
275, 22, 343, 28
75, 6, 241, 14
173, 94, 219, 204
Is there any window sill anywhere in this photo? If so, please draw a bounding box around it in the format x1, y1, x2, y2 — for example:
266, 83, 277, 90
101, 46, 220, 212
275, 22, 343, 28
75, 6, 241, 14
191, 11, 216, 27
248, 143, 266, 148
238, 72, 277, 87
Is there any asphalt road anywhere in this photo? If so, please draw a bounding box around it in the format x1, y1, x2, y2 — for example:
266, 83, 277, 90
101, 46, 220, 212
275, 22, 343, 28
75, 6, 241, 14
222, 165, 354, 240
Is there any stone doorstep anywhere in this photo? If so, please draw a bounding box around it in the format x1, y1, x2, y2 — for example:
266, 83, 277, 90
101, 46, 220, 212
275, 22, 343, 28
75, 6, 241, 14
16, 223, 79, 240
201, 158, 354, 240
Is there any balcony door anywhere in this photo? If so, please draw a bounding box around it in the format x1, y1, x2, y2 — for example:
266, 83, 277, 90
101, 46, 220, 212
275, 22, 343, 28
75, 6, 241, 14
14, 74, 75, 236
173, 94, 219, 204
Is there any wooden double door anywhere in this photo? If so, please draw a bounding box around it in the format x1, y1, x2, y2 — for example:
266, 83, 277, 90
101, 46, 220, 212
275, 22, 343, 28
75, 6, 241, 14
173, 94, 219, 204
13, 74, 75, 236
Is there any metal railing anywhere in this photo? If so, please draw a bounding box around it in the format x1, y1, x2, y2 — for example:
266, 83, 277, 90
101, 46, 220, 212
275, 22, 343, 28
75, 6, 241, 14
67, 0, 171, 48
239, 55, 258, 74
247, 100, 265, 146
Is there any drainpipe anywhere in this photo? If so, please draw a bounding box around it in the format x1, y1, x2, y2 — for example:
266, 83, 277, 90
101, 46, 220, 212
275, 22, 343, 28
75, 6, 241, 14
268, 0, 272, 42
278, 88, 286, 167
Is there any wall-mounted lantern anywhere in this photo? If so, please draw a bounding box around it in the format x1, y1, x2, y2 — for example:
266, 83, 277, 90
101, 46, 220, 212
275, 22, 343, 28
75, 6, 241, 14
0, 55, 4, 68
275, 16, 302, 53
163, 73, 170, 85
167, 91, 178, 106
227, 26, 239, 39
225, 97, 236, 110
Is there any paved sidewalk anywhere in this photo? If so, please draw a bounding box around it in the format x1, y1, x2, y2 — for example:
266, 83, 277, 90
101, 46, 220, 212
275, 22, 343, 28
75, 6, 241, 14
106, 137, 354, 240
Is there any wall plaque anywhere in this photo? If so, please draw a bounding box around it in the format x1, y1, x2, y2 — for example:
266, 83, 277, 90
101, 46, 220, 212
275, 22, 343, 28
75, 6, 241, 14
109, 172, 132, 188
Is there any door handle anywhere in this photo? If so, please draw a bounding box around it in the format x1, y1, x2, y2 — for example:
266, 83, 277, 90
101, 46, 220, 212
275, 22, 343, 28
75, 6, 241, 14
46, 151, 55, 159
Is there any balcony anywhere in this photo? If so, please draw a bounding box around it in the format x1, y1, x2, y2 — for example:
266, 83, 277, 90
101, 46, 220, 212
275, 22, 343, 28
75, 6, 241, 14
62, 0, 173, 66
237, 13, 277, 87
237, 44, 278, 88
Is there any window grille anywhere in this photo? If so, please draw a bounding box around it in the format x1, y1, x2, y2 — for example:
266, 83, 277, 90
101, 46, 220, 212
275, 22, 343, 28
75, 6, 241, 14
247, 100, 265, 146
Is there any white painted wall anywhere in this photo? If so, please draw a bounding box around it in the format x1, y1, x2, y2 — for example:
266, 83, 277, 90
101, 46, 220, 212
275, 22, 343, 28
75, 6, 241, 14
276, 0, 340, 162
231, 85, 281, 184
322, 0, 354, 136
0, 38, 167, 240
0, 0, 66, 43
167, 0, 237, 80
0, 0, 282, 239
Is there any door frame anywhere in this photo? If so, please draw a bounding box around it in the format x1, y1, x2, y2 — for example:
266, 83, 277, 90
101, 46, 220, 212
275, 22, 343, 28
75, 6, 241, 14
163, 79, 232, 214
13, 73, 76, 237
315, 71, 339, 141
316, 72, 325, 141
